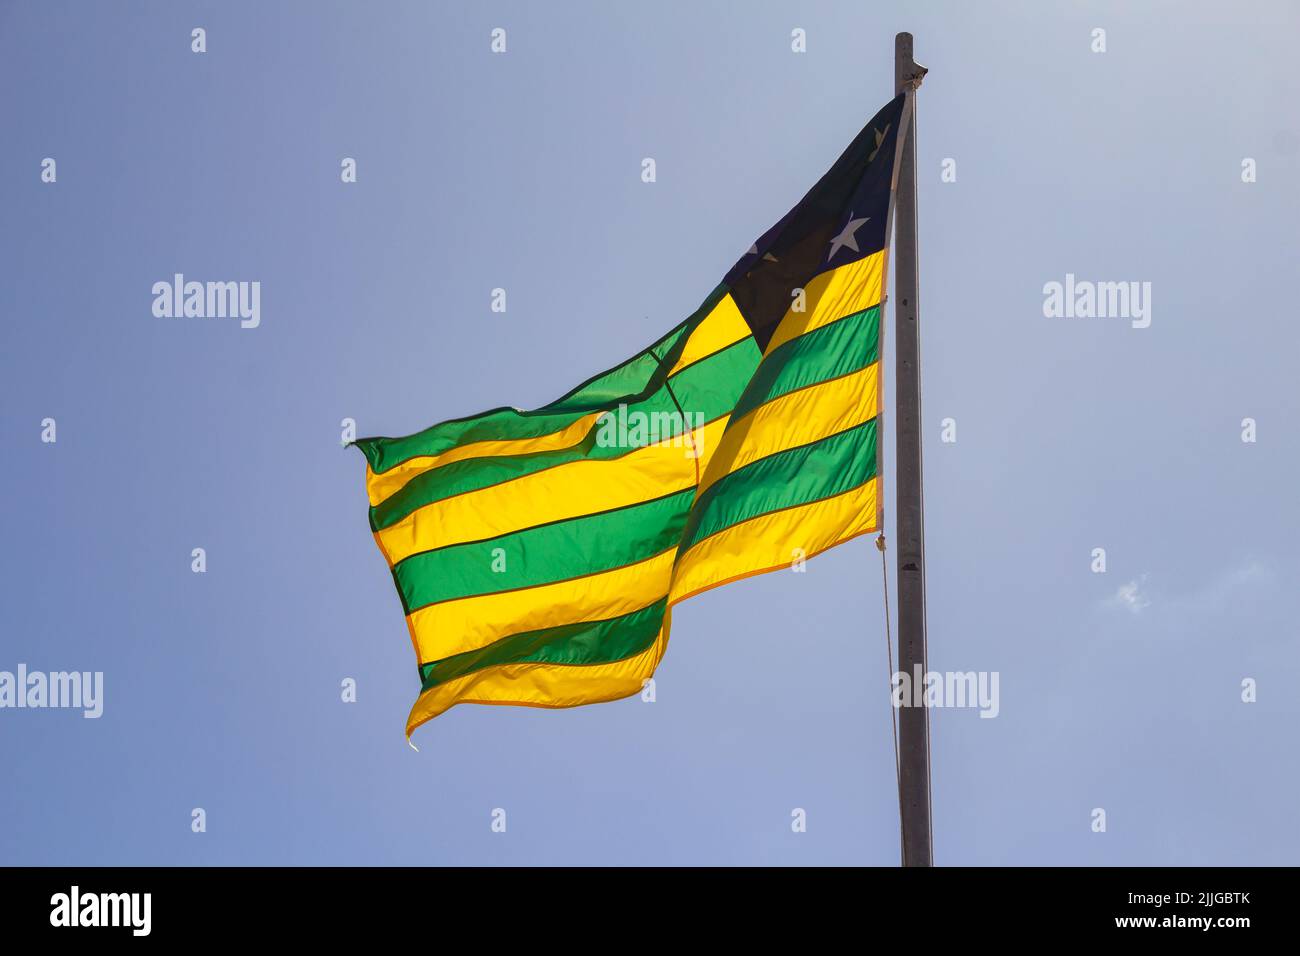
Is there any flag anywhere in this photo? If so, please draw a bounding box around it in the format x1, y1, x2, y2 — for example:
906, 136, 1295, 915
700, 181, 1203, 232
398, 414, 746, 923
354, 93, 908, 737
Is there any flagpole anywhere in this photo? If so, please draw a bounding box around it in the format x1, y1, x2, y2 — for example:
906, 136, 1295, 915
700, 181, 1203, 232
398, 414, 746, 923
893, 31, 932, 867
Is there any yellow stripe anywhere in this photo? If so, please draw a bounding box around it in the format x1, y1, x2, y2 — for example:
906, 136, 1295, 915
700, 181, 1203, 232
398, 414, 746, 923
669, 477, 879, 604
404, 475, 878, 731
668, 294, 752, 376
400, 407, 881, 730
696, 361, 879, 499
405, 614, 671, 735
367, 300, 748, 509
365, 412, 602, 508
406, 549, 676, 663
376, 417, 728, 565
763, 250, 884, 356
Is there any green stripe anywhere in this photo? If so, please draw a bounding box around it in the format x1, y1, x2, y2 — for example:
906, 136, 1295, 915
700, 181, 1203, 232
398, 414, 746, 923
418, 598, 667, 692
536, 324, 688, 413
393, 488, 694, 611
356, 406, 589, 477
539, 284, 726, 413
368, 334, 759, 532
355, 285, 729, 475
679, 418, 877, 552
730, 305, 879, 424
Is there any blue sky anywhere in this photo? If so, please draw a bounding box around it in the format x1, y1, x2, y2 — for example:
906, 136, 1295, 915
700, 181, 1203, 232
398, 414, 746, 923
1, 0, 1297, 865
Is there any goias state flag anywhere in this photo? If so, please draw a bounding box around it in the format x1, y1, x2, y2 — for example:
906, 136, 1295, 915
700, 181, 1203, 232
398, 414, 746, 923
354, 94, 908, 738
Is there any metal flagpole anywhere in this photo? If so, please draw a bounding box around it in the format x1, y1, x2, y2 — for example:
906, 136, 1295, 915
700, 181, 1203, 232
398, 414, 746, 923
893, 31, 932, 867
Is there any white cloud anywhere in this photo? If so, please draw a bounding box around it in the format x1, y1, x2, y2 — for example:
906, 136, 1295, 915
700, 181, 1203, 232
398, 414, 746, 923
1100, 561, 1275, 619
1108, 575, 1151, 614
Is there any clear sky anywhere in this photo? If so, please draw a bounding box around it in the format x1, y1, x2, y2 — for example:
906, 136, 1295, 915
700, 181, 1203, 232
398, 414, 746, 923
2, 0, 1297, 865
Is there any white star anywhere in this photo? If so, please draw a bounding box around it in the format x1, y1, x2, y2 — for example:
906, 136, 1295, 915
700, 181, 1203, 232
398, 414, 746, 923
827, 214, 869, 262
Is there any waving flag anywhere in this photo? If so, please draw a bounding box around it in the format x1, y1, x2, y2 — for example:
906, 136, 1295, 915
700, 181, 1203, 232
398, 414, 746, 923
354, 94, 907, 738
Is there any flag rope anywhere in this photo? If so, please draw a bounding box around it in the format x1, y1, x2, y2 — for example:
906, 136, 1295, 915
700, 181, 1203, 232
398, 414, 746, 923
877, 533, 905, 864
